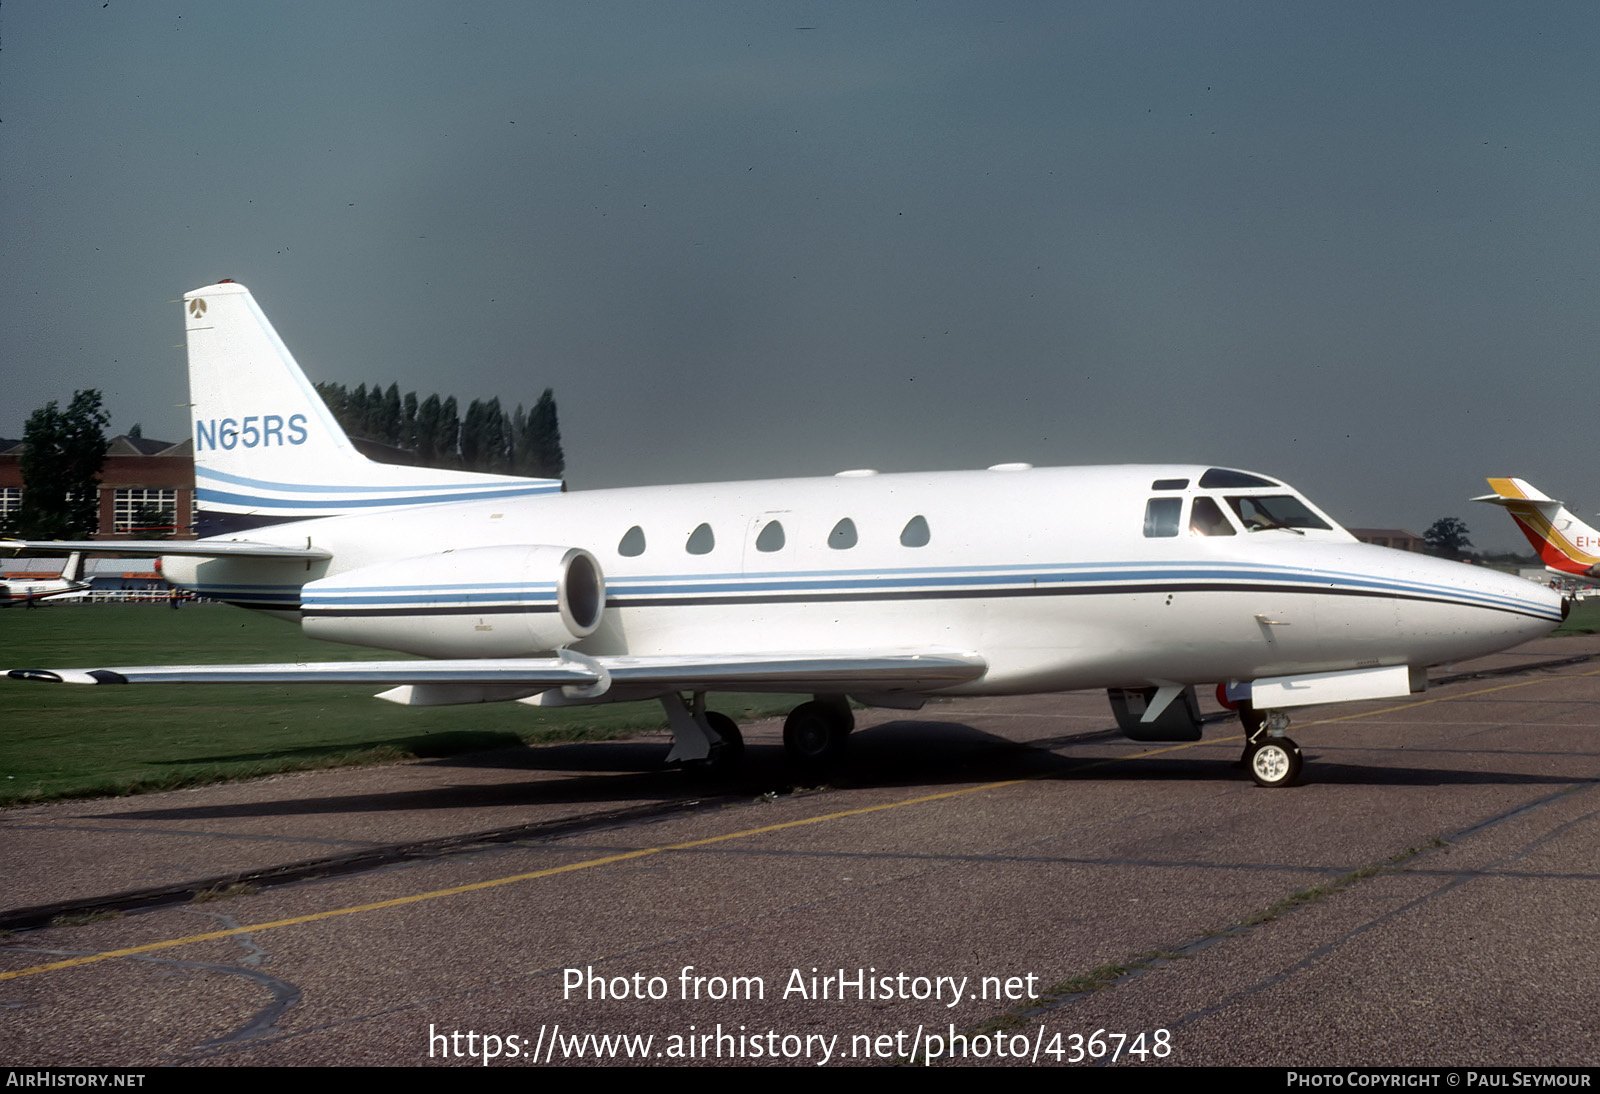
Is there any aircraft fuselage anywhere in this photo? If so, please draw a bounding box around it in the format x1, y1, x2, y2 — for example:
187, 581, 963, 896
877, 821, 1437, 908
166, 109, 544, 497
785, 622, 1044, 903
161, 463, 1562, 696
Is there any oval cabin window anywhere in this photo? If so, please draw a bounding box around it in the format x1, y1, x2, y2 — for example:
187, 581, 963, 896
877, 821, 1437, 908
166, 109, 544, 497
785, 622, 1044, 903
828, 518, 858, 550
900, 515, 930, 547
756, 520, 786, 552
618, 525, 646, 557
686, 523, 715, 555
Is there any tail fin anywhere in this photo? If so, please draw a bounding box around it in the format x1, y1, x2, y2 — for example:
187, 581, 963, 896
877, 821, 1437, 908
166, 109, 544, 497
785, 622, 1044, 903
1475, 477, 1600, 579
183, 281, 562, 534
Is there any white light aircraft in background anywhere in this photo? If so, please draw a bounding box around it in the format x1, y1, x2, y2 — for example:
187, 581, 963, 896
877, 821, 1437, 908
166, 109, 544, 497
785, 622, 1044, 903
1476, 478, 1600, 584
4, 282, 1567, 787
2, 553, 88, 607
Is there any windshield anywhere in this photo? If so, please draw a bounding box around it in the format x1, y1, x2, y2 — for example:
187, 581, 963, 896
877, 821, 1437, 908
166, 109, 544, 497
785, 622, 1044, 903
1226, 494, 1331, 532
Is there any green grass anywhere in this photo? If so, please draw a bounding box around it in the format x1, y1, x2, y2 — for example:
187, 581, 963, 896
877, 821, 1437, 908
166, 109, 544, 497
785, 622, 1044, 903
1552, 596, 1600, 636
0, 603, 794, 805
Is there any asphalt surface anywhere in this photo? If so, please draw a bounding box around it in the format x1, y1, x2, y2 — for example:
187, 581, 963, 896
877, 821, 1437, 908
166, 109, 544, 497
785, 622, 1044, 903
3, 635, 1598, 1067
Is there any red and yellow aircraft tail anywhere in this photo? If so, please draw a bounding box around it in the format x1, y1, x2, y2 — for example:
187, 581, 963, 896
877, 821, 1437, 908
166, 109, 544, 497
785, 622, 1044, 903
1475, 478, 1600, 579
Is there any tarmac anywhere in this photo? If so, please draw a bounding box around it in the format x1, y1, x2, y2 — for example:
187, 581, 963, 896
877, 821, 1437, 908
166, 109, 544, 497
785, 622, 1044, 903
3, 635, 1598, 1067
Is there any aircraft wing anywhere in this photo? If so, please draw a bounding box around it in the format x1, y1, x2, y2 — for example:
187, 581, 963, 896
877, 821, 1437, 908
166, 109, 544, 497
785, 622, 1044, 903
5, 650, 987, 702
2, 539, 332, 561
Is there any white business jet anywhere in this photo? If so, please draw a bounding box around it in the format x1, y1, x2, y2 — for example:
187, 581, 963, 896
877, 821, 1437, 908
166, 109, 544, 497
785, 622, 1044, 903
3, 282, 1565, 787
1, 552, 88, 607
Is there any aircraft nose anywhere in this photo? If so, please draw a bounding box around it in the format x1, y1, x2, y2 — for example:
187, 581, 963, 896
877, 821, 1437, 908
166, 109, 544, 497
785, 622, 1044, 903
1333, 544, 1565, 667
1434, 559, 1565, 649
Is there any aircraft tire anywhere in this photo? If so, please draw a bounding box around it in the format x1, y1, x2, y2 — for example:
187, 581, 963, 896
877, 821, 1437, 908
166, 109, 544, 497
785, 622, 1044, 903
1246, 738, 1302, 788
691, 711, 745, 779
783, 701, 849, 779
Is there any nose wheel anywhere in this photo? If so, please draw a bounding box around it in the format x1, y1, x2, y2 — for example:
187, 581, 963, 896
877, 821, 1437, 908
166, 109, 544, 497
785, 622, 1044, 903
1245, 737, 1302, 787
1240, 705, 1301, 788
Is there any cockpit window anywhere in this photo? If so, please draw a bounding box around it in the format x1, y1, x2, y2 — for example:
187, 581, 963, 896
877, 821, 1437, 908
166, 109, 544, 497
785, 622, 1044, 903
1226, 495, 1330, 532
1151, 478, 1189, 491
1189, 496, 1236, 536
1200, 468, 1279, 489
1143, 497, 1182, 538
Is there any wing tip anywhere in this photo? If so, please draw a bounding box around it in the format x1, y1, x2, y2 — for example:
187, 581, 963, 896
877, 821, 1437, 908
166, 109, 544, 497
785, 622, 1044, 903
5, 668, 126, 685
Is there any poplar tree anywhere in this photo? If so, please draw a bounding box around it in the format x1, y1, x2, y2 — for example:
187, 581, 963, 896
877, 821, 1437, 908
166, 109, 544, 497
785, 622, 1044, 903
525, 388, 564, 479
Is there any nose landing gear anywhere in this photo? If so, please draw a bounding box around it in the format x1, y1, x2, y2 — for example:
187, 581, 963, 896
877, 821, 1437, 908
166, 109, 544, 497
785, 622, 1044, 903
1239, 704, 1301, 788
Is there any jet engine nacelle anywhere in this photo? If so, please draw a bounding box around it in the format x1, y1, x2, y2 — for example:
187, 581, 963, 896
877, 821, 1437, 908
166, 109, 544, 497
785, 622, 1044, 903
300, 544, 605, 657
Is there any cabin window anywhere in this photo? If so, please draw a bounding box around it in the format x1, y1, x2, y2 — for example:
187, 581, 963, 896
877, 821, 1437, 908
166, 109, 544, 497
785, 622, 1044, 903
1143, 497, 1182, 538
1226, 495, 1331, 532
618, 525, 646, 557
900, 515, 930, 547
756, 520, 786, 552
1189, 496, 1236, 536
686, 523, 715, 555
828, 518, 858, 550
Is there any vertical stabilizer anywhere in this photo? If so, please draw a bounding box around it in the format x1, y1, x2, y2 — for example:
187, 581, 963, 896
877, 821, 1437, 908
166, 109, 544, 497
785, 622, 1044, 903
1476, 477, 1600, 579
183, 281, 562, 532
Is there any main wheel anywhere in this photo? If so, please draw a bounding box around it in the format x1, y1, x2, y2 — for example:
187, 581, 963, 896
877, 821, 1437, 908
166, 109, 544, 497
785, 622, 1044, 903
1247, 738, 1302, 788
692, 711, 744, 779
783, 700, 850, 779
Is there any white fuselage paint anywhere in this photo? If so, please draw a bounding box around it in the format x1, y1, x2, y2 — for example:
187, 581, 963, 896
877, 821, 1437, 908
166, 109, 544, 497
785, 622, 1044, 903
160, 464, 1563, 697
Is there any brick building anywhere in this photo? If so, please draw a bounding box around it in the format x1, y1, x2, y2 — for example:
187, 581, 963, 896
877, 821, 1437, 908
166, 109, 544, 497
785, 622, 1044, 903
0, 433, 196, 540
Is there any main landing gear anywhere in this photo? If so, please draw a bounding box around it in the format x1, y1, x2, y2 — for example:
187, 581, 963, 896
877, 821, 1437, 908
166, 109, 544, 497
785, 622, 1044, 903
1238, 702, 1302, 788
661, 692, 744, 778
659, 692, 855, 781
782, 697, 854, 781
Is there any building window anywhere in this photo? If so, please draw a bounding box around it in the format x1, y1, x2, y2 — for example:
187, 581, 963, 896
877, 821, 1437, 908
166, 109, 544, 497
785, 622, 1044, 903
113, 488, 177, 533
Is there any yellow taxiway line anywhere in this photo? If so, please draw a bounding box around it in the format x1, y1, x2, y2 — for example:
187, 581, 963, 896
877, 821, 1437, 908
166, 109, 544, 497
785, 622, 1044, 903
5, 668, 1591, 982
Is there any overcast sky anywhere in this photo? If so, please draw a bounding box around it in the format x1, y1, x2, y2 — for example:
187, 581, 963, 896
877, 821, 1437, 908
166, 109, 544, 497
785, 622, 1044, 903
4, 2, 1598, 551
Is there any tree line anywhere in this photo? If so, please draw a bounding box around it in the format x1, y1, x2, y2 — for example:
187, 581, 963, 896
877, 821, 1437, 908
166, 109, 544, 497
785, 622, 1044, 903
4, 383, 565, 539
313, 382, 564, 479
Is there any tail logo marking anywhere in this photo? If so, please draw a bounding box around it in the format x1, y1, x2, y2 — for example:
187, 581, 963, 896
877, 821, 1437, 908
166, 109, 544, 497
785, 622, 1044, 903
188, 298, 207, 318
